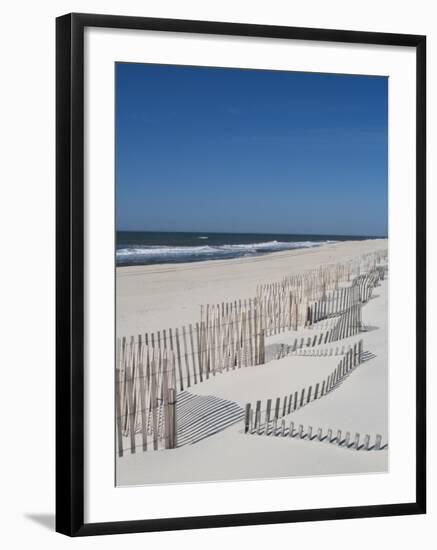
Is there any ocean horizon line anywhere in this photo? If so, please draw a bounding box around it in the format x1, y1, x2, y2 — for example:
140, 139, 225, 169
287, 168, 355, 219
117, 229, 387, 239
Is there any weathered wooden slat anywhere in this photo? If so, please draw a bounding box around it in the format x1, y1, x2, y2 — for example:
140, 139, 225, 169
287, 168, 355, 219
137, 339, 148, 452
244, 403, 251, 434
115, 367, 124, 458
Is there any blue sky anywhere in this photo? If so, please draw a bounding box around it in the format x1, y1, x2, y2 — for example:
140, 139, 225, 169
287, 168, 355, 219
116, 63, 388, 236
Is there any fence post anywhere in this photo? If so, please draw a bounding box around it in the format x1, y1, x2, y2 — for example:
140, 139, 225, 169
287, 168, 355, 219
126, 349, 136, 454
282, 396, 288, 417
163, 353, 171, 450
359, 339, 363, 363
287, 394, 293, 414
137, 342, 148, 452
375, 434, 382, 450
260, 329, 266, 363
274, 397, 280, 420
150, 349, 159, 451
196, 322, 203, 381
115, 367, 123, 458
244, 403, 251, 434
189, 324, 198, 384
353, 433, 360, 450
168, 388, 177, 449
266, 399, 272, 426
307, 386, 312, 404
174, 328, 184, 391
300, 388, 305, 408
255, 400, 261, 432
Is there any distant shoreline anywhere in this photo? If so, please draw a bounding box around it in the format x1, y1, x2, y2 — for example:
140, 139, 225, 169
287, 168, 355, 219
116, 231, 386, 268
116, 238, 387, 272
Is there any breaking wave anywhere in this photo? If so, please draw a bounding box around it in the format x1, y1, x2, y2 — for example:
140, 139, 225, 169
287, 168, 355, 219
116, 240, 336, 265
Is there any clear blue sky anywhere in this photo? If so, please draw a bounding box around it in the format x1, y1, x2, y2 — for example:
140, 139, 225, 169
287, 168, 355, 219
116, 63, 388, 236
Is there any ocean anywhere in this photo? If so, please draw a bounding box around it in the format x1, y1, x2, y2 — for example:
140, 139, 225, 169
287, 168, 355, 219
116, 231, 380, 267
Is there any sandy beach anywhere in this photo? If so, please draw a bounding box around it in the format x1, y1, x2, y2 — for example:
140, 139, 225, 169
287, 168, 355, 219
116, 239, 388, 486
116, 238, 387, 336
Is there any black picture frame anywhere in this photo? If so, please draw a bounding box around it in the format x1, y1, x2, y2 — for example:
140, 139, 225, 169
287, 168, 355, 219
56, 12, 426, 537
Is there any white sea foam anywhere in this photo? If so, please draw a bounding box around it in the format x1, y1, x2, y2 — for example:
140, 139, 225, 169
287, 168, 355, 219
116, 240, 337, 263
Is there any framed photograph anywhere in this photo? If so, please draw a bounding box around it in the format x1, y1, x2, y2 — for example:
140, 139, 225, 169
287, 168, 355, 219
56, 13, 426, 536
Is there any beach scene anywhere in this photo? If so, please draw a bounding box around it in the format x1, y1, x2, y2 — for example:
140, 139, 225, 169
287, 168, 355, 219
115, 64, 388, 485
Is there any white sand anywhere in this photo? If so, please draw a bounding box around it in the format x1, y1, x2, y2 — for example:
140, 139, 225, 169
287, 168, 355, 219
117, 424, 387, 486
116, 239, 388, 486
190, 353, 342, 407
116, 238, 387, 336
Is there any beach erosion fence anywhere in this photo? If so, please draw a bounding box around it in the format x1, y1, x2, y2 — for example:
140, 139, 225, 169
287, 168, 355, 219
273, 302, 364, 361
116, 249, 388, 456
245, 420, 386, 452
116, 302, 267, 455
256, 255, 387, 337
244, 339, 364, 435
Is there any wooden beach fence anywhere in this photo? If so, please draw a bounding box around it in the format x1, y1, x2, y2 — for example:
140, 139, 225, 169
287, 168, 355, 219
304, 267, 384, 331
115, 250, 387, 456
141, 303, 267, 392
275, 302, 364, 361
246, 420, 386, 451
244, 340, 364, 434
256, 260, 386, 336
115, 304, 266, 455
270, 266, 385, 349
278, 250, 387, 300
116, 340, 178, 455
